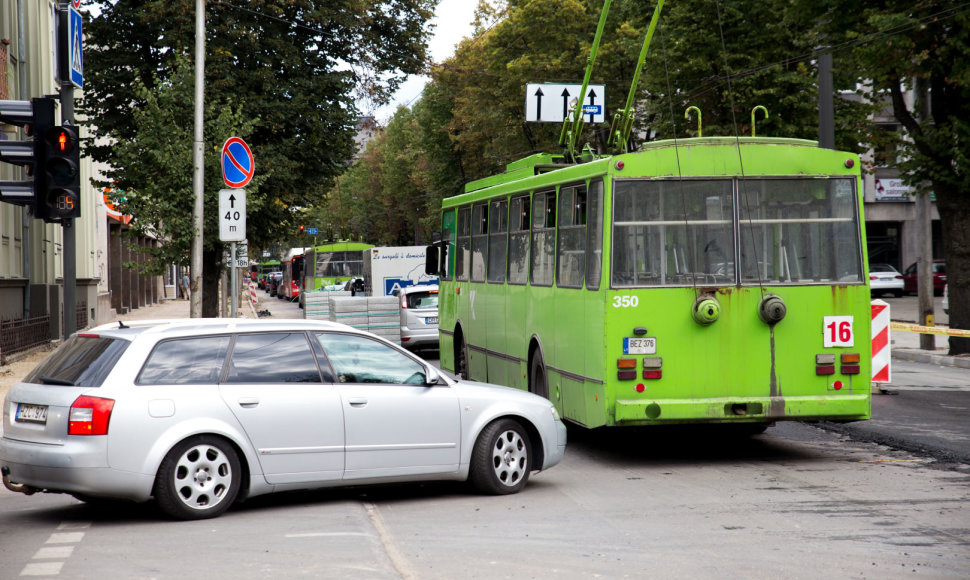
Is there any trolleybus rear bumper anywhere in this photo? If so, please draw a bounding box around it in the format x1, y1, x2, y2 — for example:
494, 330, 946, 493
614, 394, 870, 424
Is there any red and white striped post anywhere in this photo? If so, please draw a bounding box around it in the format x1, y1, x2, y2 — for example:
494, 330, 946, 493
871, 299, 891, 384
249, 282, 258, 308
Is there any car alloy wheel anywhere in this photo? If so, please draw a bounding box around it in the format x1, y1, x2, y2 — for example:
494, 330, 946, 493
154, 436, 241, 520
470, 419, 531, 495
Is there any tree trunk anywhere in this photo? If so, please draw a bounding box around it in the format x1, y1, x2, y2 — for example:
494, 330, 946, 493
935, 185, 970, 355
202, 248, 224, 318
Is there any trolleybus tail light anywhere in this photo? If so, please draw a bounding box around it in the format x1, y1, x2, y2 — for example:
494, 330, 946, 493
642, 357, 662, 379
815, 353, 835, 376
615, 161, 624, 170
68, 396, 115, 436
844, 159, 854, 168
617, 358, 637, 380
840, 353, 861, 374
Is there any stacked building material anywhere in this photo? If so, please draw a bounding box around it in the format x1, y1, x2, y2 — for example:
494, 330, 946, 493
303, 290, 351, 320
326, 296, 401, 344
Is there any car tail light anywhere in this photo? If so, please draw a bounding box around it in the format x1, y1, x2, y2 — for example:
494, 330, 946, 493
69, 396, 115, 436
400, 293, 408, 309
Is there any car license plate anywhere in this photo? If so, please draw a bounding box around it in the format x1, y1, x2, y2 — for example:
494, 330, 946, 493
426, 317, 438, 325
623, 337, 656, 355
16, 404, 48, 423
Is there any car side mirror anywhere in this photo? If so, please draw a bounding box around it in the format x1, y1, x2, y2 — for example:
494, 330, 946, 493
425, 366, 441, 386
425, 245, 439, 276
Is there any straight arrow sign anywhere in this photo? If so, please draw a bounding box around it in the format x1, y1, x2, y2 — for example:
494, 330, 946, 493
525, 83, 605, 123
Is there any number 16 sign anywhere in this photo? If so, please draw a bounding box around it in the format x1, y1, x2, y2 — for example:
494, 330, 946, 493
823, 316, 854, 347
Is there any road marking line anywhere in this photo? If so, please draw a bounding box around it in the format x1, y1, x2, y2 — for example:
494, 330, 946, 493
20, 562, 64, 576
46, 532, 84, 544
33, 546, 74, 559
56, 521, 91, 530
285, 532, 371, 538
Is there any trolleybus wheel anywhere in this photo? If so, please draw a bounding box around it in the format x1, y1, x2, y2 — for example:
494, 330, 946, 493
530, 350, 549, 399
469, 418, 532, 495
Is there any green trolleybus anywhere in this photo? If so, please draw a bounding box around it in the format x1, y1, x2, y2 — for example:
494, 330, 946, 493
303, 242, 375, 292
428, 137, 871, 429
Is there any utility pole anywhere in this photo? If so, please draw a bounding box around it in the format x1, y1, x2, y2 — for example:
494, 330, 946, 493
59, 0, 76, 336
190, 0, 205, 317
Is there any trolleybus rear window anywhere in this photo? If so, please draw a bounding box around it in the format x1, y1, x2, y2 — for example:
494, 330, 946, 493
612, 177, 862, 287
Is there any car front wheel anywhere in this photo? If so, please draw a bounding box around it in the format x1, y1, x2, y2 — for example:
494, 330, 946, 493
470, 419, 532, 495
153, 436, 241, 520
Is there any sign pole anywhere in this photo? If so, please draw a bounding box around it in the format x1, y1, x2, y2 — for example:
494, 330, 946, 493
59, 1, 76, 337
230, 241, 237, 318
190, 0, 205, 318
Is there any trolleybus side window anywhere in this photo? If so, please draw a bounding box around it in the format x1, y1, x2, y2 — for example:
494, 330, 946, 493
612, 179, 734, 287
440, 209, 456, 280
531, 190, 556, 286
508, 195, 530, 285
557, 183, 587, 288
738, 178, 862, 285
488, 199, 508, 283
471, 203, 488, 282
456, 206, 471, 281
586, 179, 604, 291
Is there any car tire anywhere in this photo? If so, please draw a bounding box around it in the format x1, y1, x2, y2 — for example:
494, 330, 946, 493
153, 435, 241, 520
469, 418, 532, 495
530, 350, 549, 399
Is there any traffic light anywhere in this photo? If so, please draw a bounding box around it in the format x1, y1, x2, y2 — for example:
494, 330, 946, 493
37, 124, 81, 222
0, 97, 55, 209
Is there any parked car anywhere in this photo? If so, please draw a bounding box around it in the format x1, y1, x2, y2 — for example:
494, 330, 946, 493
869, 263, 904, 297
396, 284, 439, 351
902, 260, 947, 295
0, 319, 566, 520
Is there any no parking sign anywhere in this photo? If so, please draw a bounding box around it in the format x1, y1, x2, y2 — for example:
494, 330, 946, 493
221, 137, 254, 188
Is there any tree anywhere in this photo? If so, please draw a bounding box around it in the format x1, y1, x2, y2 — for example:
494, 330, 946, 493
814, 0, 970, 354
103, 54, 258, 315
81, 0, 435, 315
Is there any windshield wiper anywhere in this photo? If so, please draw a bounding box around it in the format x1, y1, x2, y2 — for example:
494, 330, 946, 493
37, 375, 76, 386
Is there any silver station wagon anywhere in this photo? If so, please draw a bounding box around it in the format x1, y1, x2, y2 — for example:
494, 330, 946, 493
1, 319, 566, 520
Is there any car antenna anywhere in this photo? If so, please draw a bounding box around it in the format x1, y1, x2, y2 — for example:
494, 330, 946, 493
118, 320, 128, 329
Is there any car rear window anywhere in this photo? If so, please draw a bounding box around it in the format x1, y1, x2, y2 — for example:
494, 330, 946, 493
406, 291, 438, 309
25, 334, 130, 387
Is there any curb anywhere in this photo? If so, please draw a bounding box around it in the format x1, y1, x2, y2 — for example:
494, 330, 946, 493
891, 348, 970, 370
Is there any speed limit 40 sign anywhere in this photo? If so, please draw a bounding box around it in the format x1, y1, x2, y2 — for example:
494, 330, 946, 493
219, 188, 246, 242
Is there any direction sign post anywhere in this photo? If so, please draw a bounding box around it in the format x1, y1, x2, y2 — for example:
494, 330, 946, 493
525, 83, 606, 124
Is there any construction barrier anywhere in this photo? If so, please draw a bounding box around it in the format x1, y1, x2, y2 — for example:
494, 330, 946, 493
249, 282, 258, 307
871, 300, 891, 383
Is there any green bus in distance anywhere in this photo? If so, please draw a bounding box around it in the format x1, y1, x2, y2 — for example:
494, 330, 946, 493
427, 137, 871, 429
303, 241, 374, 292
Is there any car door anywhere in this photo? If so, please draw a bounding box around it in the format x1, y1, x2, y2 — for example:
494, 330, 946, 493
219, 332, 344, 485
314, 332, 461, 480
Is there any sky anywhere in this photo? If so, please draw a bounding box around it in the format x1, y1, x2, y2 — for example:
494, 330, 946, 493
366, 0, 478, 124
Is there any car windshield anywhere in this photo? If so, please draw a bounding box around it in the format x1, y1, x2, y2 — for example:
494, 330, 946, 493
407, 291, 438, 309
25, 334, 130, 387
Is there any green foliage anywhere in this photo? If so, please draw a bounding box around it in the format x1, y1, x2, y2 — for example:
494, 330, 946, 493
81, 0, 435, 257
104, 53, 259, 276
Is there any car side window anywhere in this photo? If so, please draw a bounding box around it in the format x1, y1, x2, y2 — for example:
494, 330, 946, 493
314, 332, 428, 385
225, 333, 322, 383
137, 336, 232, 385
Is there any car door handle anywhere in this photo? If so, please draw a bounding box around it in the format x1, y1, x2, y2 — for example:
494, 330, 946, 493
237, 397, 260, 408
348, 398, 368, 407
